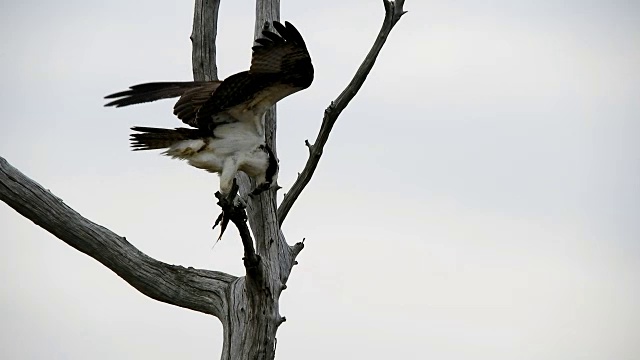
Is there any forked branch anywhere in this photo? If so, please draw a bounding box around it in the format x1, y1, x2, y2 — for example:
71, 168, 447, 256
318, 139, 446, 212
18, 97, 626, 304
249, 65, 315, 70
0, 156, 235, 319
277, 0, 407, 225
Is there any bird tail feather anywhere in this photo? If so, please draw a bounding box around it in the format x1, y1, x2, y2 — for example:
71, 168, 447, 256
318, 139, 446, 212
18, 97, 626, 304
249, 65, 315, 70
130, 126, 205, 151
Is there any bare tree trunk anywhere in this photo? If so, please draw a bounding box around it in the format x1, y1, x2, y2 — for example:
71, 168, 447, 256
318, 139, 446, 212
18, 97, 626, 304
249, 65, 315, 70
1, 0, 406, 359
221, 3, 300, 357
192, 0, 297, 358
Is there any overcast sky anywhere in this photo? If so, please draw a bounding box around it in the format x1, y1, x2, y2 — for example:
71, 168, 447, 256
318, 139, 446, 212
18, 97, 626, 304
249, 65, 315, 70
1, 0, 639, 359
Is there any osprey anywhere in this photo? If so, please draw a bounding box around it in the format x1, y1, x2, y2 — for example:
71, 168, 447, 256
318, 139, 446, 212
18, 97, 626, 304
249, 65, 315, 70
105, 21, 313, 195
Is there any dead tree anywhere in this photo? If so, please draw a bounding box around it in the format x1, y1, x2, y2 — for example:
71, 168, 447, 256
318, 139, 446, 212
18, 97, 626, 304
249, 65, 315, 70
0, 0, 406, 358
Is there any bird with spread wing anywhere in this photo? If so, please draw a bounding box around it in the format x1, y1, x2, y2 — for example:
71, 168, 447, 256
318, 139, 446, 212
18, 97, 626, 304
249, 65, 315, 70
105, 21, 313, 196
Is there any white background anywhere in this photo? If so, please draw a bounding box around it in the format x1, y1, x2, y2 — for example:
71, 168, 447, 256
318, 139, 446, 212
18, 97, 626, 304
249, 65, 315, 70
1, 0, 639, 359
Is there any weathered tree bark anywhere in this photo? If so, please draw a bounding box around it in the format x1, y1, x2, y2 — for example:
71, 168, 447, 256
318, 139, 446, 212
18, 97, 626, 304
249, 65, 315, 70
220, 2, 297, 358
0, 0, 406, 359
191, 0, 221, 81
0, 157, 235, 317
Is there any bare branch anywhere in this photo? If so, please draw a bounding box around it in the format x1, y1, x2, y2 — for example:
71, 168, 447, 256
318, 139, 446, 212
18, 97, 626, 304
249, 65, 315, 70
277, 0, 407, 225
191, 0, 221, 81
0, 156, 235, 319
292, 238, 305, 258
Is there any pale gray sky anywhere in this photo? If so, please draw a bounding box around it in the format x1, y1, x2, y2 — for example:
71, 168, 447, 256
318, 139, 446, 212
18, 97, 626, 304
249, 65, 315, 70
1, 1, 639, 359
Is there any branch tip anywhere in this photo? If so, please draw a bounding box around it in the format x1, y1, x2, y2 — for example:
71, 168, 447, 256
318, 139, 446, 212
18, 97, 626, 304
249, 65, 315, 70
292, 239, 305, 258
277, 316, 287, 326
326, 101, 335, 113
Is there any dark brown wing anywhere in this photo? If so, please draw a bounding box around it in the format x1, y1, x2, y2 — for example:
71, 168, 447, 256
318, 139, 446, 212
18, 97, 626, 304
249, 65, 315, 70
250, 21, 312, 77
196, 21, 314, 124
172, 82, 222, 127
105, 22, 313, 130
105, 81, 222, 129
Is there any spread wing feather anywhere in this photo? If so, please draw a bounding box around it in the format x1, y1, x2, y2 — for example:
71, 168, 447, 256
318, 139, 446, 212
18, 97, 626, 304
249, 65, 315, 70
195, 21, 314, 124
104, 81, 215, 108
105, 21, 313, 132
172, 82, 222, 127
105, 81, 222, 128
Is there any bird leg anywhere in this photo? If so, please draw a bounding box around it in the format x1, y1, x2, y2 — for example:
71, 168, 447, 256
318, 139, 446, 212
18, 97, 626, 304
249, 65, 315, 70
212, 179, 243, 240
219, 158, 240, 195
